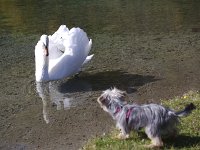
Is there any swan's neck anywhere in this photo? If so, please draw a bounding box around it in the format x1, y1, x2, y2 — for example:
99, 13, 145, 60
35, 59, 49, 82
35, 43, 49, 82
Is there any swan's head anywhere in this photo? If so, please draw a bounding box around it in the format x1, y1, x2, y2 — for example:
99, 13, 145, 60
40, 35, 49, 56
35, 35, 50, 82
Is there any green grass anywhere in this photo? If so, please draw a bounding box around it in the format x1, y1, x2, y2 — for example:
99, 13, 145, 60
83, 91, 200, 150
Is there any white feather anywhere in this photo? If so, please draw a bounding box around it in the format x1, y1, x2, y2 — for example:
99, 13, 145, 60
35, 25, 93, 82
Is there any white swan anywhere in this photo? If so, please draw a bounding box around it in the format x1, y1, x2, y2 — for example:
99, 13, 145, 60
35, 25, 93, 82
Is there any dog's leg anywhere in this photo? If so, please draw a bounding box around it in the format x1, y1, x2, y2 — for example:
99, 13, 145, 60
116, 122, 120, 130
144, 136, 163, 148
144, 127, 163, 148
118, 132, 129, 139
117, 125, 130, 139
151, 136, 163, 148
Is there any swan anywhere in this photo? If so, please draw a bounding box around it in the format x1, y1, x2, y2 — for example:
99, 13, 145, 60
35, 25, 93, 82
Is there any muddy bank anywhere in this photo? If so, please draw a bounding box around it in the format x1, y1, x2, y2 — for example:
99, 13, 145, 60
0, 31, 199, 150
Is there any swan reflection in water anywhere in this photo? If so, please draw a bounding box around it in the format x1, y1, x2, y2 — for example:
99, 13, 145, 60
36, 78, 92, 124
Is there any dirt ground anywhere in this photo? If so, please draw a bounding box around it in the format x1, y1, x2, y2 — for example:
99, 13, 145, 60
0, 32, 200, 150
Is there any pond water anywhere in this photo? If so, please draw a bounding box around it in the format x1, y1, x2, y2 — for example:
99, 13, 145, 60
0, 0, 200, 149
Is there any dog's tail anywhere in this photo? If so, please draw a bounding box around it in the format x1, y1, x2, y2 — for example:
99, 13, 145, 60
175, 103, 196, 117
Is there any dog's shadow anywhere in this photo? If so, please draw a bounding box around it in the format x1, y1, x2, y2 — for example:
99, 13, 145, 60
58, 70, 160, 93
164, 134, 200, 149
130, 132, 200, 149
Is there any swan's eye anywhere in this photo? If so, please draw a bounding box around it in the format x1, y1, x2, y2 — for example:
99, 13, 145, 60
44, 47, 49, 56
42, 43, 49, 56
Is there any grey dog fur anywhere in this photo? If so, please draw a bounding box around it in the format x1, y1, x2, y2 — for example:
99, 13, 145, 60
97, 87, 196, 147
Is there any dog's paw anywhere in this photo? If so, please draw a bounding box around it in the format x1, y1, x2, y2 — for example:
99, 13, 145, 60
144, 144, 154, 148
144, 144, 163, 149
117, 133, 129, 140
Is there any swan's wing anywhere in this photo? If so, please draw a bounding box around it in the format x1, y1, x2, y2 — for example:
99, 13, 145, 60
48, 27, 93, 80
82, 54, 94, 66
50, 25, 69, 41
63, 28, 92, 57
48, 25, 69, 59
75, 54, 94, 73
48, 38, 64, 59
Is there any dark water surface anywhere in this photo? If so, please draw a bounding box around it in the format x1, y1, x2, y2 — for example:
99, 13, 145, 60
0, 0, 200, 149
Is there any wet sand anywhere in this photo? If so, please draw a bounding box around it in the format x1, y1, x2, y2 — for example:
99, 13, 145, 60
0, 31, 200, 149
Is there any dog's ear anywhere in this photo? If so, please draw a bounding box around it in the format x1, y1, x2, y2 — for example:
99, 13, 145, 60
113, 87, 126, 94
97, 95, 110, 107
98, 95, 106, 103
118, 90, 127, 101
121, 91, 127, 99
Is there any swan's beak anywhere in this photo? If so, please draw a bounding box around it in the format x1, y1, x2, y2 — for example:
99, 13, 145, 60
44, 46, 49, 56
41, 35, 49, 57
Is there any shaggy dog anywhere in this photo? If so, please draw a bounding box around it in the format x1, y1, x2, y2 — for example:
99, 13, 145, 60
97, 87, 196, 148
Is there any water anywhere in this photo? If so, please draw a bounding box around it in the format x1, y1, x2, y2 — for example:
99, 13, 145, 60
0, 0, 200, 149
